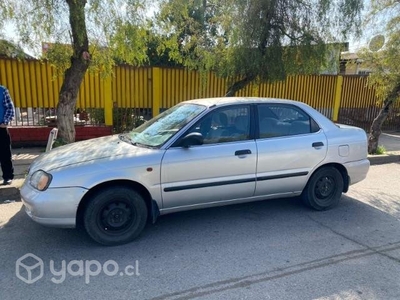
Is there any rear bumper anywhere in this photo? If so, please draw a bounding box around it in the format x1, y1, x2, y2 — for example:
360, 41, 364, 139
344, 159, 370, 186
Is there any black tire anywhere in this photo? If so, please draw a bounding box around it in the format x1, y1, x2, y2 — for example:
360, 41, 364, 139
302, 167, 344, 211
84, 186, 148, 246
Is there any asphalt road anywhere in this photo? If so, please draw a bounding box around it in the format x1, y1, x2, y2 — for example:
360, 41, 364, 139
1, 163, 400, 300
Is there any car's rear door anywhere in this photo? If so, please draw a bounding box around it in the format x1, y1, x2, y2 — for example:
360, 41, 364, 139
255, 103, 328, 196
161, 105, 257, 209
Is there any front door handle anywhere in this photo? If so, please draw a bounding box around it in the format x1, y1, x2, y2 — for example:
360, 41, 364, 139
235, 149, 252, 156
312, 142, 324, 148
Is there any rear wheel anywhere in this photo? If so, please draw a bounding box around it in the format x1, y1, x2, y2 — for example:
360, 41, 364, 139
84, 186, 148, 246
302, 167, 344, 210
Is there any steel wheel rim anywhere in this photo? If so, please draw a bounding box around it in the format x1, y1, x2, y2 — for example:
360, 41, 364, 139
97, 200, 137, 235
314, 176, 336, 204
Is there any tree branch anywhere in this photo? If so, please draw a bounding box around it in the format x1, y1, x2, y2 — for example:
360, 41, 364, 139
225, 74, 256, 97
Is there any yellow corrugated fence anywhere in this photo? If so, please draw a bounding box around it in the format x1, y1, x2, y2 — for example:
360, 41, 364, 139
0, 58, 384, 127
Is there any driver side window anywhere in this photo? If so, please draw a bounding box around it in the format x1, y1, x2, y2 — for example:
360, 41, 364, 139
189, 106, 251, 144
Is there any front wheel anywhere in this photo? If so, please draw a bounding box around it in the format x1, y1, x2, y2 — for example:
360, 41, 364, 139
302, 167, 344, 211
84, 186, 148, 246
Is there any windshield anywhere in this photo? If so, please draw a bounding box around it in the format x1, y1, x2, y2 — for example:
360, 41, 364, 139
123, 103, 206, 147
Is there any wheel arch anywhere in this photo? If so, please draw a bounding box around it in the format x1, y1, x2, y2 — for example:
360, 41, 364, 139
76, 180, 159, 228
309, 163, 349, 193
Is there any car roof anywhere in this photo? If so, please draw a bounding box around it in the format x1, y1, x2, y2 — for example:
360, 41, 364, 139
183, 97, 340, 132
184, 97, 308, 108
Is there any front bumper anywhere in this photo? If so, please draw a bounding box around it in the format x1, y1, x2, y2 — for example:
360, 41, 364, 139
20, 179, 88, 228
344, 158, 370, 186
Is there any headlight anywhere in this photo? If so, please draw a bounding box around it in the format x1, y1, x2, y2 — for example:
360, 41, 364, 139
30, 170, 52, 191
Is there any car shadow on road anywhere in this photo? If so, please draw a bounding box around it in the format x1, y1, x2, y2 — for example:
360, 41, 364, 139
3, 193, 400, 254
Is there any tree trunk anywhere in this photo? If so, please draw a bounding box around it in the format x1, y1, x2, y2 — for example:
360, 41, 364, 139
368, 83, 400, 154
57, 62, 89, 143
57, 0, 90, 144
225, 75, 256, 97
368, 100, 392, 154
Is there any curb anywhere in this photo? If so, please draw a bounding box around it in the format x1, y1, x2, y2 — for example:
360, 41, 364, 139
0, 178, 25, 202
368, 154, 400, 166
0, 186, 21, 202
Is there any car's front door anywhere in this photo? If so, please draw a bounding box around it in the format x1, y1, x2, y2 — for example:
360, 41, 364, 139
161, 105, 257, 209
255, 103, 328, 196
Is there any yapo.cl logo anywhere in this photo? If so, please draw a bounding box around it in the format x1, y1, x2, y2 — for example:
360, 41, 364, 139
15, 253, 140, 284
16, 253, 44, 284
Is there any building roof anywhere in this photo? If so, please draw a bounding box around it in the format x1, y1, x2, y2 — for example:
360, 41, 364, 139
0, 40, 34, 59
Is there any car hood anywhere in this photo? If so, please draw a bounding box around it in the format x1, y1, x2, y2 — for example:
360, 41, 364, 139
29, 135, 152, 172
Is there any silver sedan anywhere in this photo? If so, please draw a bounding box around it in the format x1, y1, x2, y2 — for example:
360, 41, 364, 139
21, 98, 370, 245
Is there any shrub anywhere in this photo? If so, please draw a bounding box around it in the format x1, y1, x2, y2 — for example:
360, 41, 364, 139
86, 108, 147, 133
375, 145, 386, 155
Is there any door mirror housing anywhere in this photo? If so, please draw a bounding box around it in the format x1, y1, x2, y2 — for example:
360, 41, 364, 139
177, 132, 204, 148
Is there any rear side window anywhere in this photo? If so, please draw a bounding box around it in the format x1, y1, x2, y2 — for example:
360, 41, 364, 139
258, 104, 319, 138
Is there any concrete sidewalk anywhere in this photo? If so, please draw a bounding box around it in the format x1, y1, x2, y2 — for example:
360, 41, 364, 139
0, 132, 399, 201
0, 147, 43, 202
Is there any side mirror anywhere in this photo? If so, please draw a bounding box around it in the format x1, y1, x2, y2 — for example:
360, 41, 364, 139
178, 132, 204, 148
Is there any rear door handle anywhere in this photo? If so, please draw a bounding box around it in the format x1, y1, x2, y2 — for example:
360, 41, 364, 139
312, 142, 324, 148
235, 149, 252, 156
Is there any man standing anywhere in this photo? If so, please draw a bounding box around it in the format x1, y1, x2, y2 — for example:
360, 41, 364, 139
0, 85, 15, 185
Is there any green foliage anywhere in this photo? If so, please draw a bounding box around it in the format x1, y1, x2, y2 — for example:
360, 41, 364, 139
156, 0, 227, 71
1, 0, 150, 74
361, 0, 400, 154
358, 0, 400, 103
0, 0, 152, 144
144, 32, 183, 67
86, 108, 105, 125
52, 137, 68, 148
375, 145, 386, 155
109, 20, 148, 66
156, 0, 363, 94
0, 1, 14, 21
43, 43, 73, 75
86, 108, 146, 133
112, 108, 146, 133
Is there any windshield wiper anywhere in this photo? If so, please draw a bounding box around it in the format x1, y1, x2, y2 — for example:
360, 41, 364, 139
119, 134, 156, 149
131, 141, 157, 149
118, 134, 133, 144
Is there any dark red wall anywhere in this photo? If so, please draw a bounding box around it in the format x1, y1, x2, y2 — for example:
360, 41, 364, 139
9, 126, 113, 147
